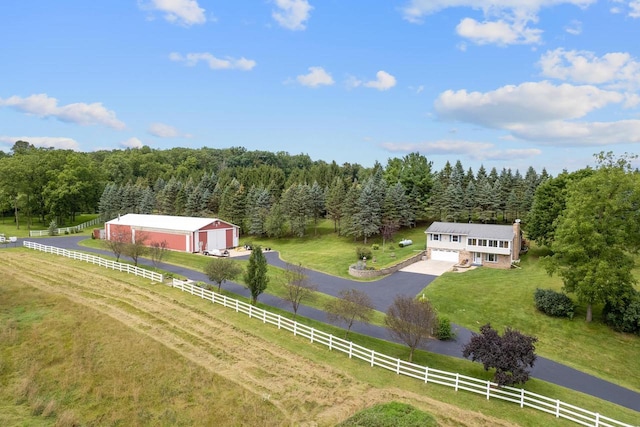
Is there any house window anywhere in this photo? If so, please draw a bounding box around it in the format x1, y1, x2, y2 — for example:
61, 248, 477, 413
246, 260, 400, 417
452, 235, 459, 242
468, 238, 476, 246
485, 253, 498, 263
488, 240, 498, 247
499, 241, 509, 248
431, 234, 440, 241
479, 239, 487, 246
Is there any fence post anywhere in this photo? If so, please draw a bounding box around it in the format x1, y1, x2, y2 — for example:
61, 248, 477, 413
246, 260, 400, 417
262, 308, 266, 323
396, 358, 400, 374
293, 322, 297, 336
349, 341, 353, 359
425, 366, 429, 383
235, 299, 239, 312
249, 304, 252, 318
520, 388, 525, 408
277, 315, 281, 330
594, 413, 599, 427
370, 350, 374, 367
329, 334, 333, 351
455, 373, 459, 391
486, 381, 491, 400
310, 328, 314, 343
556, 400, 560, 418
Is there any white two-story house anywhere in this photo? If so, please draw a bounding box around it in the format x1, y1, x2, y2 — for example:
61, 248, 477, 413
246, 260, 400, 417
424, 220, 523, 269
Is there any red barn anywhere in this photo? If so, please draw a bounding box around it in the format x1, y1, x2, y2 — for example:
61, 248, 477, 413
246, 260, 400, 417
105, 214, 239, 253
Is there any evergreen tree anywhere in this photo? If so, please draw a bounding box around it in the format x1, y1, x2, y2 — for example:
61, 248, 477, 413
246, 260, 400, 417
265, 201, 287, 238
342, 181, 363, 241
309, 181, 325, 235
354, 174, 384, 244
326, 176, 346, 233
247, 186, 272, 236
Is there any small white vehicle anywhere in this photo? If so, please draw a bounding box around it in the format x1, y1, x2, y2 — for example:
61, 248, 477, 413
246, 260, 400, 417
203, 249, 230, 257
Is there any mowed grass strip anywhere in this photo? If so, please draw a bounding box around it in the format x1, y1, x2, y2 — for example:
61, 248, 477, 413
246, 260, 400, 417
2, 250, 638, 426
423, 246, 640, 393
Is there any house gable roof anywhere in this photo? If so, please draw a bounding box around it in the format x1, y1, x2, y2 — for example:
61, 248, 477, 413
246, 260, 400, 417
106, 214, 233, 232
425, 221, 514, 240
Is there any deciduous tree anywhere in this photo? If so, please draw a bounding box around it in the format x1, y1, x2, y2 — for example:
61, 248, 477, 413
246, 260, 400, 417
545, 153, 640, 322
384, 295, 438, 362
462, 323, 537, 387
204, 257, 242, 292
244, 246, 269, 305
283, 263, 317, 319
325, 289, 374, 338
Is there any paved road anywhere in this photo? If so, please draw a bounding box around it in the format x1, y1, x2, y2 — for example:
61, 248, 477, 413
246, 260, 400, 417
10, 236, 640, 413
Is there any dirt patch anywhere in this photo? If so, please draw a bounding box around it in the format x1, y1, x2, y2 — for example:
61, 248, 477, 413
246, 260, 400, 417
2, 252, 519, 426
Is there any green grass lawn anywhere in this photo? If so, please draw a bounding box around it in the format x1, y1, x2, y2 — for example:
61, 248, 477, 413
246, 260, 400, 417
241, 220, 429, 278
0, 213, 101, 238
422, 245, 640, 393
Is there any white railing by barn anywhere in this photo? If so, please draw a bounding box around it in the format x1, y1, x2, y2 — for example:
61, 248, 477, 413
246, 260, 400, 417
23, 241, 163, 283
29, 216, 104, 237
170, 278, 635, 427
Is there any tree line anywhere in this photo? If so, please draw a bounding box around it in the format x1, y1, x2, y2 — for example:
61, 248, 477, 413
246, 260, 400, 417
0, 141, 546, 243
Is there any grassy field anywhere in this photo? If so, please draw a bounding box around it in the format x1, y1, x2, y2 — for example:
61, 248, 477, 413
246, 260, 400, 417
0, 213, 100, 239
422, 245, 640, 394
2, 250, 638, 426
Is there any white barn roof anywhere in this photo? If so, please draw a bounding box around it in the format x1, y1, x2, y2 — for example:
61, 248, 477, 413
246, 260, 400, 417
106, 214, 223, 232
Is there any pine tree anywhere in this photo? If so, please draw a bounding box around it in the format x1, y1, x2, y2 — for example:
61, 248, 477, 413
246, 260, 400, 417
325, 176, 346, 233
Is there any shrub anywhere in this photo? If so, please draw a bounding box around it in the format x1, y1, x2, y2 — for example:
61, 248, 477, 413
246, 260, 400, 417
436, 317, 454, 340
371, 244, 379, 251
356, 246, 372, 261
48, 220, 57, 236
337, 401, 438, 427
603, 291, 640, 335
534, 288, 575, 318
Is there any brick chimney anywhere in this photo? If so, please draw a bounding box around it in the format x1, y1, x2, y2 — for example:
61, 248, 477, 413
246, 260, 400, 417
513, 219, 522, 261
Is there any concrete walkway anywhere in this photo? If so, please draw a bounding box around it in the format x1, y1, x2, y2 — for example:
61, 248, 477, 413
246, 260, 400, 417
10, 236, 640, 413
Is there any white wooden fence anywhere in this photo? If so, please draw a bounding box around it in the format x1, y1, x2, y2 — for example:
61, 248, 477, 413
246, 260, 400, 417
29, 216, 104, 237
170, 278, 635, 427
23, 241, 163, 282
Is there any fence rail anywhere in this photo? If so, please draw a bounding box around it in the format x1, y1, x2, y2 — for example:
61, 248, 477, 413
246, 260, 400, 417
29, 216, 104, 237
170, 278, 635, 427
23, 241, 163, 282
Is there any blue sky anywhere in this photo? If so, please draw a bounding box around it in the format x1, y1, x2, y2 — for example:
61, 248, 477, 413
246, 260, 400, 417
2, 0, 640, 174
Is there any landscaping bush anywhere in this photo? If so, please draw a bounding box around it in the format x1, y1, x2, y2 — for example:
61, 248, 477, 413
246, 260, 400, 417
603, 291, 640, 335
337, 402, 438, 427
371, 243, 379, 251
436, 317, 454, 340
534, 288, 575, 318
356, 246, 373, 261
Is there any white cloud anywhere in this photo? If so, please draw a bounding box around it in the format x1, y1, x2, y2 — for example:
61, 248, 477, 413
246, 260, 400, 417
401, 1, 595, 45
272, 0, 313, 30
296, 66, 334, 88
434, 81, 624, 128
169, 52, 256, 71
139, 0, 206, 26
0, 136, 79, 150
539, 48, 640, 89
456, 16, 542, 45
508, 120, 640, 145
380, 140, 541, 161
401, 0, 596, 23
0, 93, 125, 130
120, 137, 144, 149
364, 71, 397, 91
629, 0, 640, 17
148, 122, 192, 138
564, 19, 582, 35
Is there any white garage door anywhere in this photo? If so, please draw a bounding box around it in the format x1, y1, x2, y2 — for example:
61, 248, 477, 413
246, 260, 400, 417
431, 249, 459, 263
